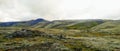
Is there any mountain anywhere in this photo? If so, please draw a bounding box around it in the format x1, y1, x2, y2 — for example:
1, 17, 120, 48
1, 19, 120, 34
33, 19, 120, 34
33, 20, 79, 28
0, 18, 46, 27
33, 19, 105, 30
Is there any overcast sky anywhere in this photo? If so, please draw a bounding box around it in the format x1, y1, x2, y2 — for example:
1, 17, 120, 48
0, 0, 120, 22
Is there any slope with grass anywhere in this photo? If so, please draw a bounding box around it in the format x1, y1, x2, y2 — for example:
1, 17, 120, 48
65, 20, 105, 30
91, 20, 120, 34
33, 19, 105, 29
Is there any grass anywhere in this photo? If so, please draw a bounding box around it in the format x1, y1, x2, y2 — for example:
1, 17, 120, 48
0, 27, 119, 51
65, 21, 102, 30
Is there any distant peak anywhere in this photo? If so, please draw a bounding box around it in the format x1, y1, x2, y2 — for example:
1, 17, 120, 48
35, 18, 44, 21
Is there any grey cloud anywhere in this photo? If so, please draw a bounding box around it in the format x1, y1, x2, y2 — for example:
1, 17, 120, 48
0, 0, 120, 22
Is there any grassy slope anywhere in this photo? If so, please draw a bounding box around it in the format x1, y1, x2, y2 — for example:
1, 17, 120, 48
33, 20, 79, 28
65, 21, 104, 30
33, 19, 105, 29
91, 20, 120, 34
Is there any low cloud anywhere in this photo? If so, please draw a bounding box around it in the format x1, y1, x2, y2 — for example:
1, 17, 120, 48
0, 0, 120, 22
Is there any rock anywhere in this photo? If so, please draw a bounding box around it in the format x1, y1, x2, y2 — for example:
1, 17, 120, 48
5, 29, 46, 38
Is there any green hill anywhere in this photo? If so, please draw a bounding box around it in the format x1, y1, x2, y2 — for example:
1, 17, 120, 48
33, 19, 105, 30
65, 20, 105, 30
91, 20, 120, 34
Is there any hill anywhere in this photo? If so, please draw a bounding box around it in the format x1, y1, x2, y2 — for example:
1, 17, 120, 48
0, 18, 46, 27
33, 19, 105, 30
65, 19, 105, 30
91, 20, 120, 34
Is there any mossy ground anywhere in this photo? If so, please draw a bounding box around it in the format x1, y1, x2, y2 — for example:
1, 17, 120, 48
0, 27, 120, 51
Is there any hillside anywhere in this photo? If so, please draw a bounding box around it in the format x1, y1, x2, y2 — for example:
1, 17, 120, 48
1, 19, 120, 34
0, 19, 45, 27
65, 19, 105, 30
33, 19, 105, 29
33, 19, 120, 34
91, 20, 120, 34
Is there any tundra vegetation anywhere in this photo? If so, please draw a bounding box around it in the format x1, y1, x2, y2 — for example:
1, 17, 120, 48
0, 19, 120, 51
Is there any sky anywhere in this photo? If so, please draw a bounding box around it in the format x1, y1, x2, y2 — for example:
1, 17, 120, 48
0, 0, 120, 22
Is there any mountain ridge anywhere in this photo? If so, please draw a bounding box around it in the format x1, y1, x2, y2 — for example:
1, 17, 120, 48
0, 18, 46, 27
